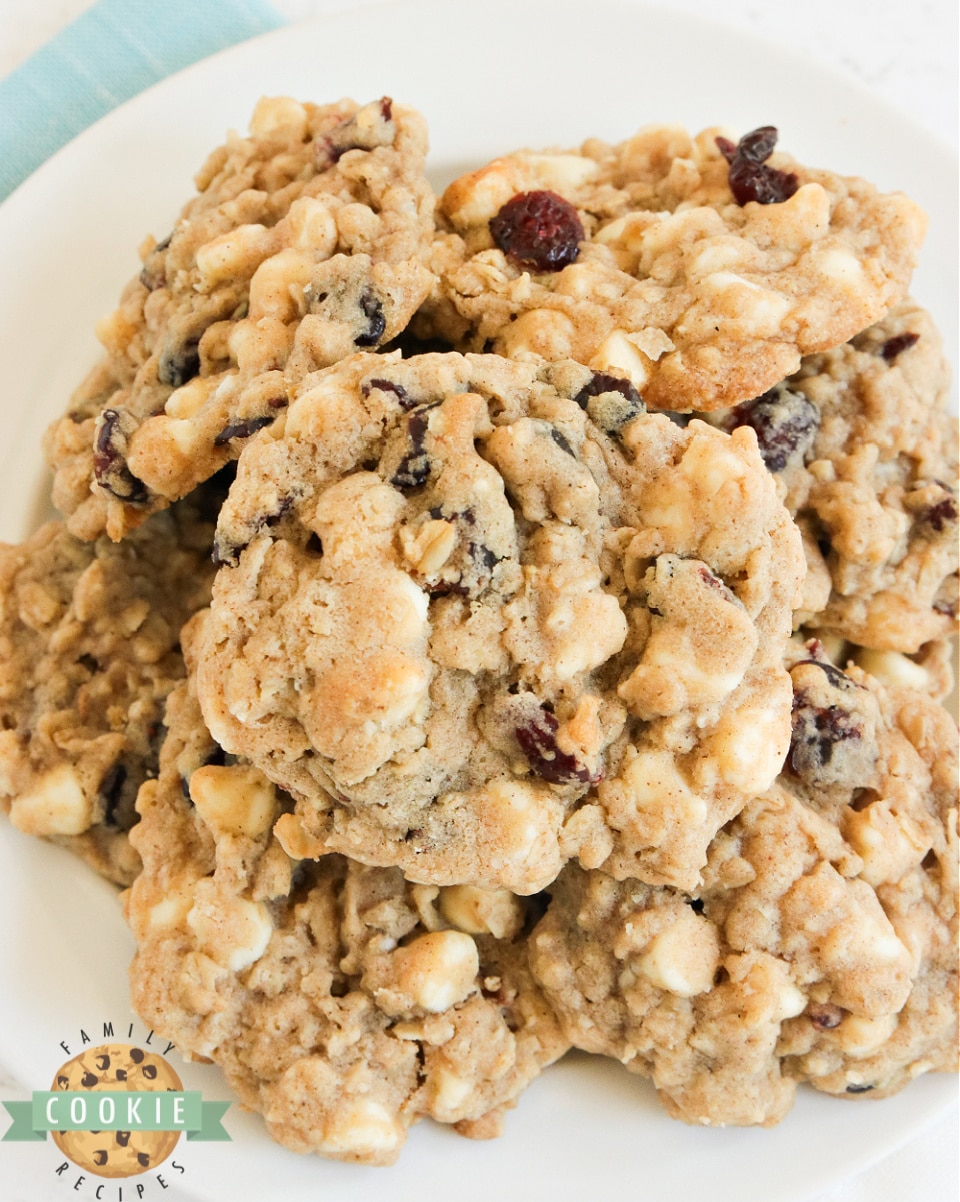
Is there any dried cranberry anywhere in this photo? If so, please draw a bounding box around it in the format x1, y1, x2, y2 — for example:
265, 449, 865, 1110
550, 427, 576, 456
880, 331, 920, 361
490, 190, 584, 272
515, 708, 597, 786
572, 371, 645, 434
729, 385, 819, 471
100, 762, 133, 830
158, 336, 201, 389
213, 414, 275, 445
789, 661, 870, 783
139, 232, 172, 291
93, 409, 149, 504
808, 1003, 844, 1030
362, 377, 413, 409
845, 1083, 874, 1094
354, 289, 386, 347
391, 408, 434, 491
920, 494, 958, 533
716, 126, 798, 206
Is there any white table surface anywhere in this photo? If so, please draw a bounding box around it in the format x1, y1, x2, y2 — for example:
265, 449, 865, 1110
0, 1, 957, 1200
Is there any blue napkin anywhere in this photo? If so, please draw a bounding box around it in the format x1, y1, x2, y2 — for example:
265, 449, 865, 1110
0, 0, 285, 203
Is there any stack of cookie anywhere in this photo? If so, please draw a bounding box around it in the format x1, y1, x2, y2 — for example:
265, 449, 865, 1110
1, 97, 956, 1165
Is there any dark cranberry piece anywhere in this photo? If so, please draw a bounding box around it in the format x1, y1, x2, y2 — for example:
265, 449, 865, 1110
716, 126, 798, 206
362, 378, 413, 409
920, 494, 958, 533
213, 414, 275, 445
139, 232, 172, 291
808, 1003, 844, 1030
845, 1083, 874, 1094
93, 409, 149, 504
320, 97, 395, 166
550, 427, 576, 456
880, 331, 920, 361
789, 661, 868, 781
391, 408, 434, 491
100, 763, 128, 829
490, 190, 584, 272
729, 385, 820, 471
572, 372, 644, 433
515, 708, 597, 786
354, 289, 386, 347
158, 337, 201, 388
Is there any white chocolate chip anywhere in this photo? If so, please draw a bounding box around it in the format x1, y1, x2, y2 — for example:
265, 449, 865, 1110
637, 910, 720, 997
320, 1099, 404, 1159
188, 764, 278, 839
390, 930, 479, 1013
588, 330, 650, 389
248, 96, 309, 139
839, 1012, 898, 1058
852, 648, 930, 693
9, 765, 93, 836
195, 223, 276, 289
438, 885, 525, 938
187, 881, 273, 972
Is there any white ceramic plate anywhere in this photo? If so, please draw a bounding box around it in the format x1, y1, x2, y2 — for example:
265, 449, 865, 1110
0, 3, 956, 1200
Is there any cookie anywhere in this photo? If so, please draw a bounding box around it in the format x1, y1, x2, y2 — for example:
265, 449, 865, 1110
44, 96, 436, 542
125, 619, 567, 1166
706, 300, 958, 652
0, 493, 217, 884
415, 124, 925, 412
51, 1045, 182, 1178
196, 350, 803, 894
528, 642, 958, 1126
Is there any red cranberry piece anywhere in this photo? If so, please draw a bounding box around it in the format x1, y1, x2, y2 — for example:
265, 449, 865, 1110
788, 661, 871, 785
93, 409, 149, 504
728, 385, 819, 472
354, 289, 386, 347
213, 414, 275, 446
490, 190, 584, 272
515, 708, 598, 786
880, 331, 920, 361
808, 1003, 844, 1030
362, 377, 413, 409
391, 407, 435, 491
716, 126, 798, 206
572, 372, 645, 434
920, 493, 958, 533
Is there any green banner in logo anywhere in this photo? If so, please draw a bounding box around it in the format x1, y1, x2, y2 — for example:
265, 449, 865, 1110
2, 1093, 231, 1142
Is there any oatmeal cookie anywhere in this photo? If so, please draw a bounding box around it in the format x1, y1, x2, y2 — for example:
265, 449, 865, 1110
415, 124, 925, 413
707, 300, 958, 652
125, 622, 567, 1166
528, 644, 957, 1126
0, 497, 217, 884
44, 96, 436, 542
196, 350, 803, 894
